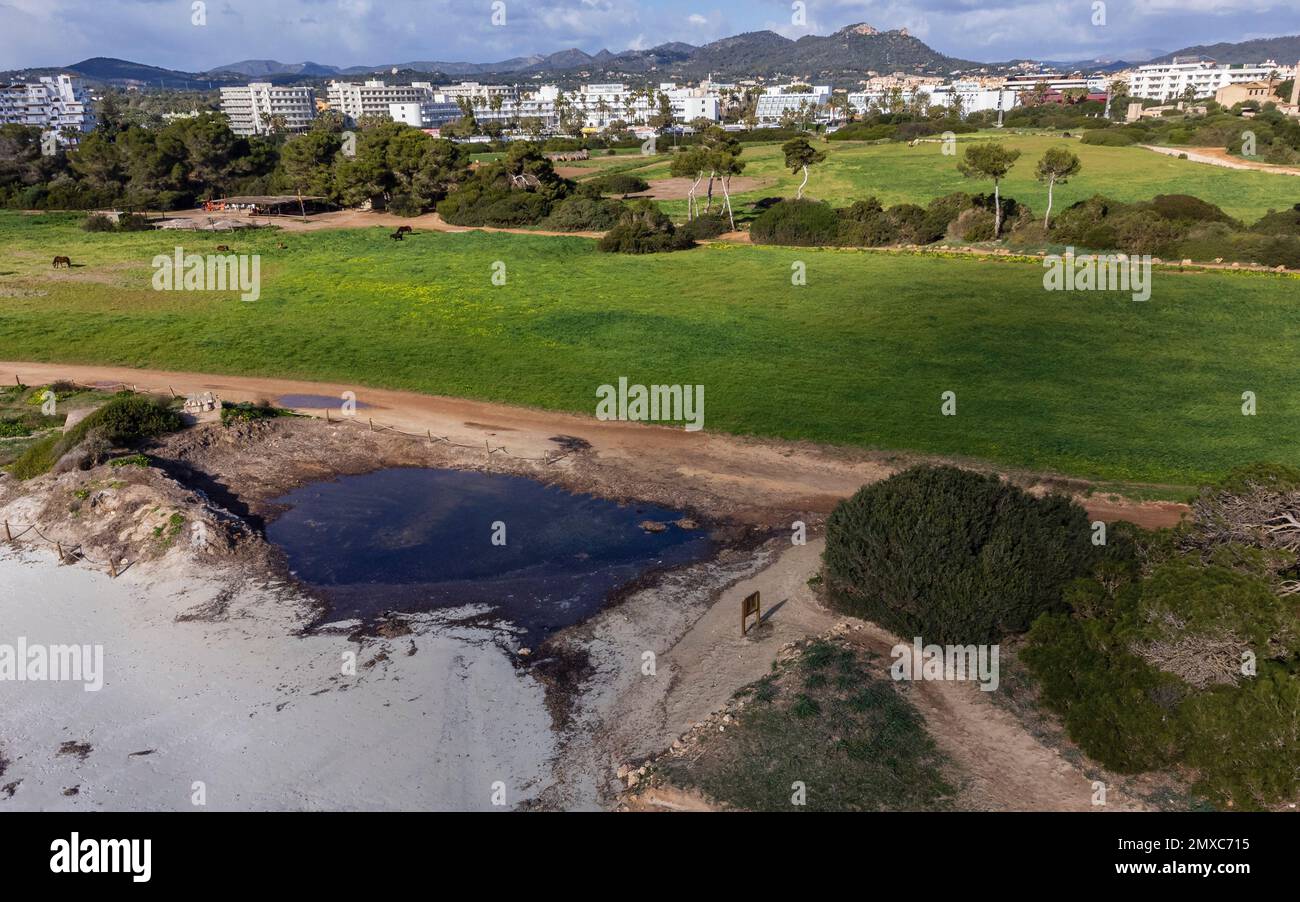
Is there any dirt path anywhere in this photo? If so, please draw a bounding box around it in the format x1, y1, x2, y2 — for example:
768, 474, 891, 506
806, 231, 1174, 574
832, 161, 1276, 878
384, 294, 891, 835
623, 538, 1149, 811
155, 207, 604, 239
0, 361, 1188, 529
1141, 144, 1300, 176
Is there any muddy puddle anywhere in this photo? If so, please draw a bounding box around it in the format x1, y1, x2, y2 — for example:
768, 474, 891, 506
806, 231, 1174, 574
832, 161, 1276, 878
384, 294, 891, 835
265, 467, 712, 640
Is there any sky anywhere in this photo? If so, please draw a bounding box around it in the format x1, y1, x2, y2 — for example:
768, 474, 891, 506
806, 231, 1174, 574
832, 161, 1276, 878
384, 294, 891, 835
1, 0, 1298, 71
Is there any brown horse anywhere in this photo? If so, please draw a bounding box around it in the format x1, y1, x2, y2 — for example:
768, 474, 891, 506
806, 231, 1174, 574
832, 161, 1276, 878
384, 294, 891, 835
52, 256, 71, 268
395, 226, 413, 235
215, 244, 231, 252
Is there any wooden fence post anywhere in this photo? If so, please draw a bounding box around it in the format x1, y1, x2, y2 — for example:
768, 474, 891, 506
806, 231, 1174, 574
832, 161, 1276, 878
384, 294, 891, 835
56, 542, 63, 563
3, 520, 10, 541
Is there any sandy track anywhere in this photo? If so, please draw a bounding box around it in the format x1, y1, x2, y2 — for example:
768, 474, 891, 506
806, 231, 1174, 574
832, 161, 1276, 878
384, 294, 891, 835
1141, 144, 1300, 176
0, 361, 1187, 528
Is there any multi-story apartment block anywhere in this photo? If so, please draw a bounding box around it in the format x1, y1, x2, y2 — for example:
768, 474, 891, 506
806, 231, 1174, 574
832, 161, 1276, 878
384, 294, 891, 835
219, 83, 316, 136
848, 81, 1020, 117
327, 80, 447, 125
1125, 59, 1296, 102
0, 75, 96, 144
754, 85, 832, 125
387, 99, 466, 129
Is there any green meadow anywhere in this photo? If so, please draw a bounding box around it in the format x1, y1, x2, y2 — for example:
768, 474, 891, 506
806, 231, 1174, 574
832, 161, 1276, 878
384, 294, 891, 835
3, 212, 1297, 487
621, 132, 1299, 223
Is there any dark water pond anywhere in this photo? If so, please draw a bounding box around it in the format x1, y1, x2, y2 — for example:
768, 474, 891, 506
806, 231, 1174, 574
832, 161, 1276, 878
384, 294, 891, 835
266, 467, 712, 640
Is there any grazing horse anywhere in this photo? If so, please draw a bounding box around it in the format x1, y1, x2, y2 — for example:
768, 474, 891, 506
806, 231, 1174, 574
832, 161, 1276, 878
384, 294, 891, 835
395, 225, 414, 235
52, 256, 71, 268
389, 230, 405, 241
215, 244, 231, 252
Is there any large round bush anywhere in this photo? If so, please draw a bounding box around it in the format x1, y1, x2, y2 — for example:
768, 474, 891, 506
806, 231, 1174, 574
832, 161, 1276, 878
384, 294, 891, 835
824, 466, 1098, 644
749, 198, 839, 246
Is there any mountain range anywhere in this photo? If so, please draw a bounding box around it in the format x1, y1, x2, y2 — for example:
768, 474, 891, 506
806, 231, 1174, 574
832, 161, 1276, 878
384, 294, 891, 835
5, 26, 1299, 90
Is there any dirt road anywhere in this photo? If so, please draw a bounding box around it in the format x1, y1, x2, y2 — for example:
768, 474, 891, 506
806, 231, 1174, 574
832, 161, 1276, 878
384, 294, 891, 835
0, 361, 1187, 528
1141, 144, 1300, 176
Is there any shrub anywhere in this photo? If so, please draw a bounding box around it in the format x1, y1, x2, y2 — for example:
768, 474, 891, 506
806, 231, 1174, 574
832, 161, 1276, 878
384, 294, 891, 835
542, 195, 626, 231
1251, 204, 1300, 235
823, 466, 1098, 644
1147, 194, 1233, 224
826, 122, 898, 142
597, 200, 694, 254
82, 213, 116, 232
1081, 129, 1138, 146
8, 394, 182, 480
117, 214, 153, 231
678, 212, 730, 240
220, 400, 291, 425
586, 172, 650, 195
749, 198, 838, 246
919, 192, 973, 243
949, 207, 995, 242
1022, 610, 1185, 772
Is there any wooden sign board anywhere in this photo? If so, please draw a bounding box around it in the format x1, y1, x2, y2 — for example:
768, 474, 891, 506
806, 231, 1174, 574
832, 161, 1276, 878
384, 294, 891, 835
741, 591, 761, 636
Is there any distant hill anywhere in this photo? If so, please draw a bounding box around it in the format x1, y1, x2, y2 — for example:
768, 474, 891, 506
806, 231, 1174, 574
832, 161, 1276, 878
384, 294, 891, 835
206, 59, 341, 78
1152, 34, 1300, 65
63, 57, 225, 88
212, 22, 974, 83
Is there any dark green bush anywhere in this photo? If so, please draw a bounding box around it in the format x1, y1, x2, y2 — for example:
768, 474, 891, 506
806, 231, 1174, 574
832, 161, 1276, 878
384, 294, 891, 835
1147, 194, 1234, 224
542, 195, 627, 231
597, 200, 694, 254
8, 394, 182, 480
678, 212, 730, 240
1022, 609, 1185, 772
82, 213, 116, 232
1251, 205, 1300, 235
586, 172, 650, 195
1081, 129, 1139, 146
749, 198, 839, 246
824, 465, 1098, 644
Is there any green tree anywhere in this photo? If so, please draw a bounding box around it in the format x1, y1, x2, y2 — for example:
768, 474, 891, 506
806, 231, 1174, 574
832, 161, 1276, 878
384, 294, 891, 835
669, 146, 710, 220
1035, 146, 1082, 228
957, 142, 1022, 237
782, 136, 827, 200
278, 129, 343, 199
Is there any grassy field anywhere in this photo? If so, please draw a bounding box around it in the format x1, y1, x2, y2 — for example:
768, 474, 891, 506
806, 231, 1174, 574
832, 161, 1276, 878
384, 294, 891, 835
2, 211, 1297, 486
626, 132, 1300, 222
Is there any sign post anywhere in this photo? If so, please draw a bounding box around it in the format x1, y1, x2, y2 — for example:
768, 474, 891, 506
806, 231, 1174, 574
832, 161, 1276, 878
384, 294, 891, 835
741, 591, 761, 636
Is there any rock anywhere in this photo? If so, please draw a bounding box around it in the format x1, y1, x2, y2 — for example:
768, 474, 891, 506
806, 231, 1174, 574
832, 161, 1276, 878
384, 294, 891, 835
517, 647, 531, 658
674, 518, 699, 530
638, 520, 668, 533
617, 764, 631, 779
626, 771, 640, 788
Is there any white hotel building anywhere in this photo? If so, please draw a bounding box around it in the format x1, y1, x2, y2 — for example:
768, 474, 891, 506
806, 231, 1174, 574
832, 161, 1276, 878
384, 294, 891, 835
848, 82, 1021, 117
327, 80, 460, 127
755, 85, 833, 124
0, 75, 96, 143
1125, 59, 1297, 102
219, 83, 316, 136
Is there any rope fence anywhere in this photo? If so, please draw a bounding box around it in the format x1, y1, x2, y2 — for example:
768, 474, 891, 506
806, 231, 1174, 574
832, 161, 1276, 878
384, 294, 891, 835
3, 517, 130, 577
